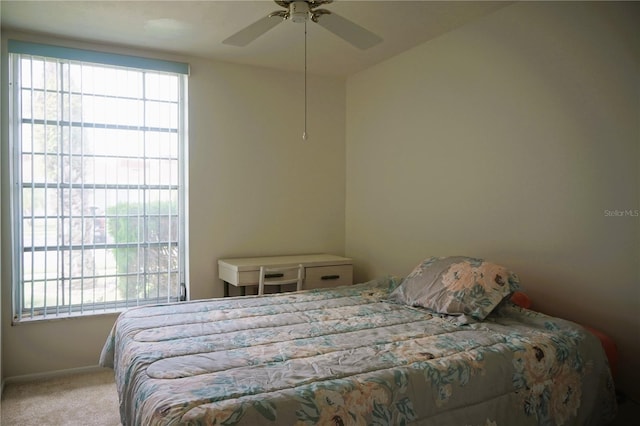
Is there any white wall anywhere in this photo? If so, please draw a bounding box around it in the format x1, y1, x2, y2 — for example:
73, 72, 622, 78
346, 2, 639, 399
187, 56, 346, 300
0, 28, 3, 396
0, 31, 345, 378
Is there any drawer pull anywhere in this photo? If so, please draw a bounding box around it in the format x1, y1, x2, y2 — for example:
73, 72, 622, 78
321, 274, 340, 280
264, 273, 284, 279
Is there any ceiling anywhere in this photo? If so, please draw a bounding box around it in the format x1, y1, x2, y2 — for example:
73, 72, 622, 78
1, 1, 508, 77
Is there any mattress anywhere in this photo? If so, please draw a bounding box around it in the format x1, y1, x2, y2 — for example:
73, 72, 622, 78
100, 277, 616, 425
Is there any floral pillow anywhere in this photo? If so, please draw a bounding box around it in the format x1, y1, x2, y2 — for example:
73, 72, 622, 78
389, 256, 520, 322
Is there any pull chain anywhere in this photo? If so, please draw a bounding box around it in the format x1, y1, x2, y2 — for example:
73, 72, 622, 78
302, 20, 308, 141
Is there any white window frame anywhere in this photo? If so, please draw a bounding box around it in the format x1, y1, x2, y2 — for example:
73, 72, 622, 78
7, 40, 189, 322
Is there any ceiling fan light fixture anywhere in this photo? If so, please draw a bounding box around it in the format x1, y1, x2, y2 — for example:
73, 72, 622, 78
223, 0, 381, 49
289, 1, 310, 23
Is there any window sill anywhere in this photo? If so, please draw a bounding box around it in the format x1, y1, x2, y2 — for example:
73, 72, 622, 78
12, 308, 124, 325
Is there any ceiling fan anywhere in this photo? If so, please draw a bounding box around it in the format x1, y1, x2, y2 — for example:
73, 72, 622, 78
223, 0, 383, 50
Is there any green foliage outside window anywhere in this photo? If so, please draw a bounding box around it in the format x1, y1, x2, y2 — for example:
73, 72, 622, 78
106, 201, 179, 300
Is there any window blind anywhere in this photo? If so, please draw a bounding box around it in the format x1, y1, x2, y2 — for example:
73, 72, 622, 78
8, 40, 189, 321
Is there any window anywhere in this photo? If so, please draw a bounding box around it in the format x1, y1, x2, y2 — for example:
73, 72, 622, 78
8, 41, 189, 321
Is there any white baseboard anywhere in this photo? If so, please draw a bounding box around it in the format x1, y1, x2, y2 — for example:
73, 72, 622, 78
3, 365, 112, 386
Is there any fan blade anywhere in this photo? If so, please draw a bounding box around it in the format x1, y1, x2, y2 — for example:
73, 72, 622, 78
223, 14, 285, 47
315, 11, 382, 49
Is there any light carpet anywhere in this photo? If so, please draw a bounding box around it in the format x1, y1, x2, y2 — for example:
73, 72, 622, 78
1, 369, 120, 426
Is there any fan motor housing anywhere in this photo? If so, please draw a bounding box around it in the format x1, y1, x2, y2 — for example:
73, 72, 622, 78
289, 1, 310, 23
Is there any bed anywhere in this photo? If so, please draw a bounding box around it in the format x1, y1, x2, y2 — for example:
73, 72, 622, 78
100, 256, 617, 425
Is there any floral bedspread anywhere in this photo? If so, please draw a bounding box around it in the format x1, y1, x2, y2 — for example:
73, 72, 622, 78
100, 277, 616, 426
